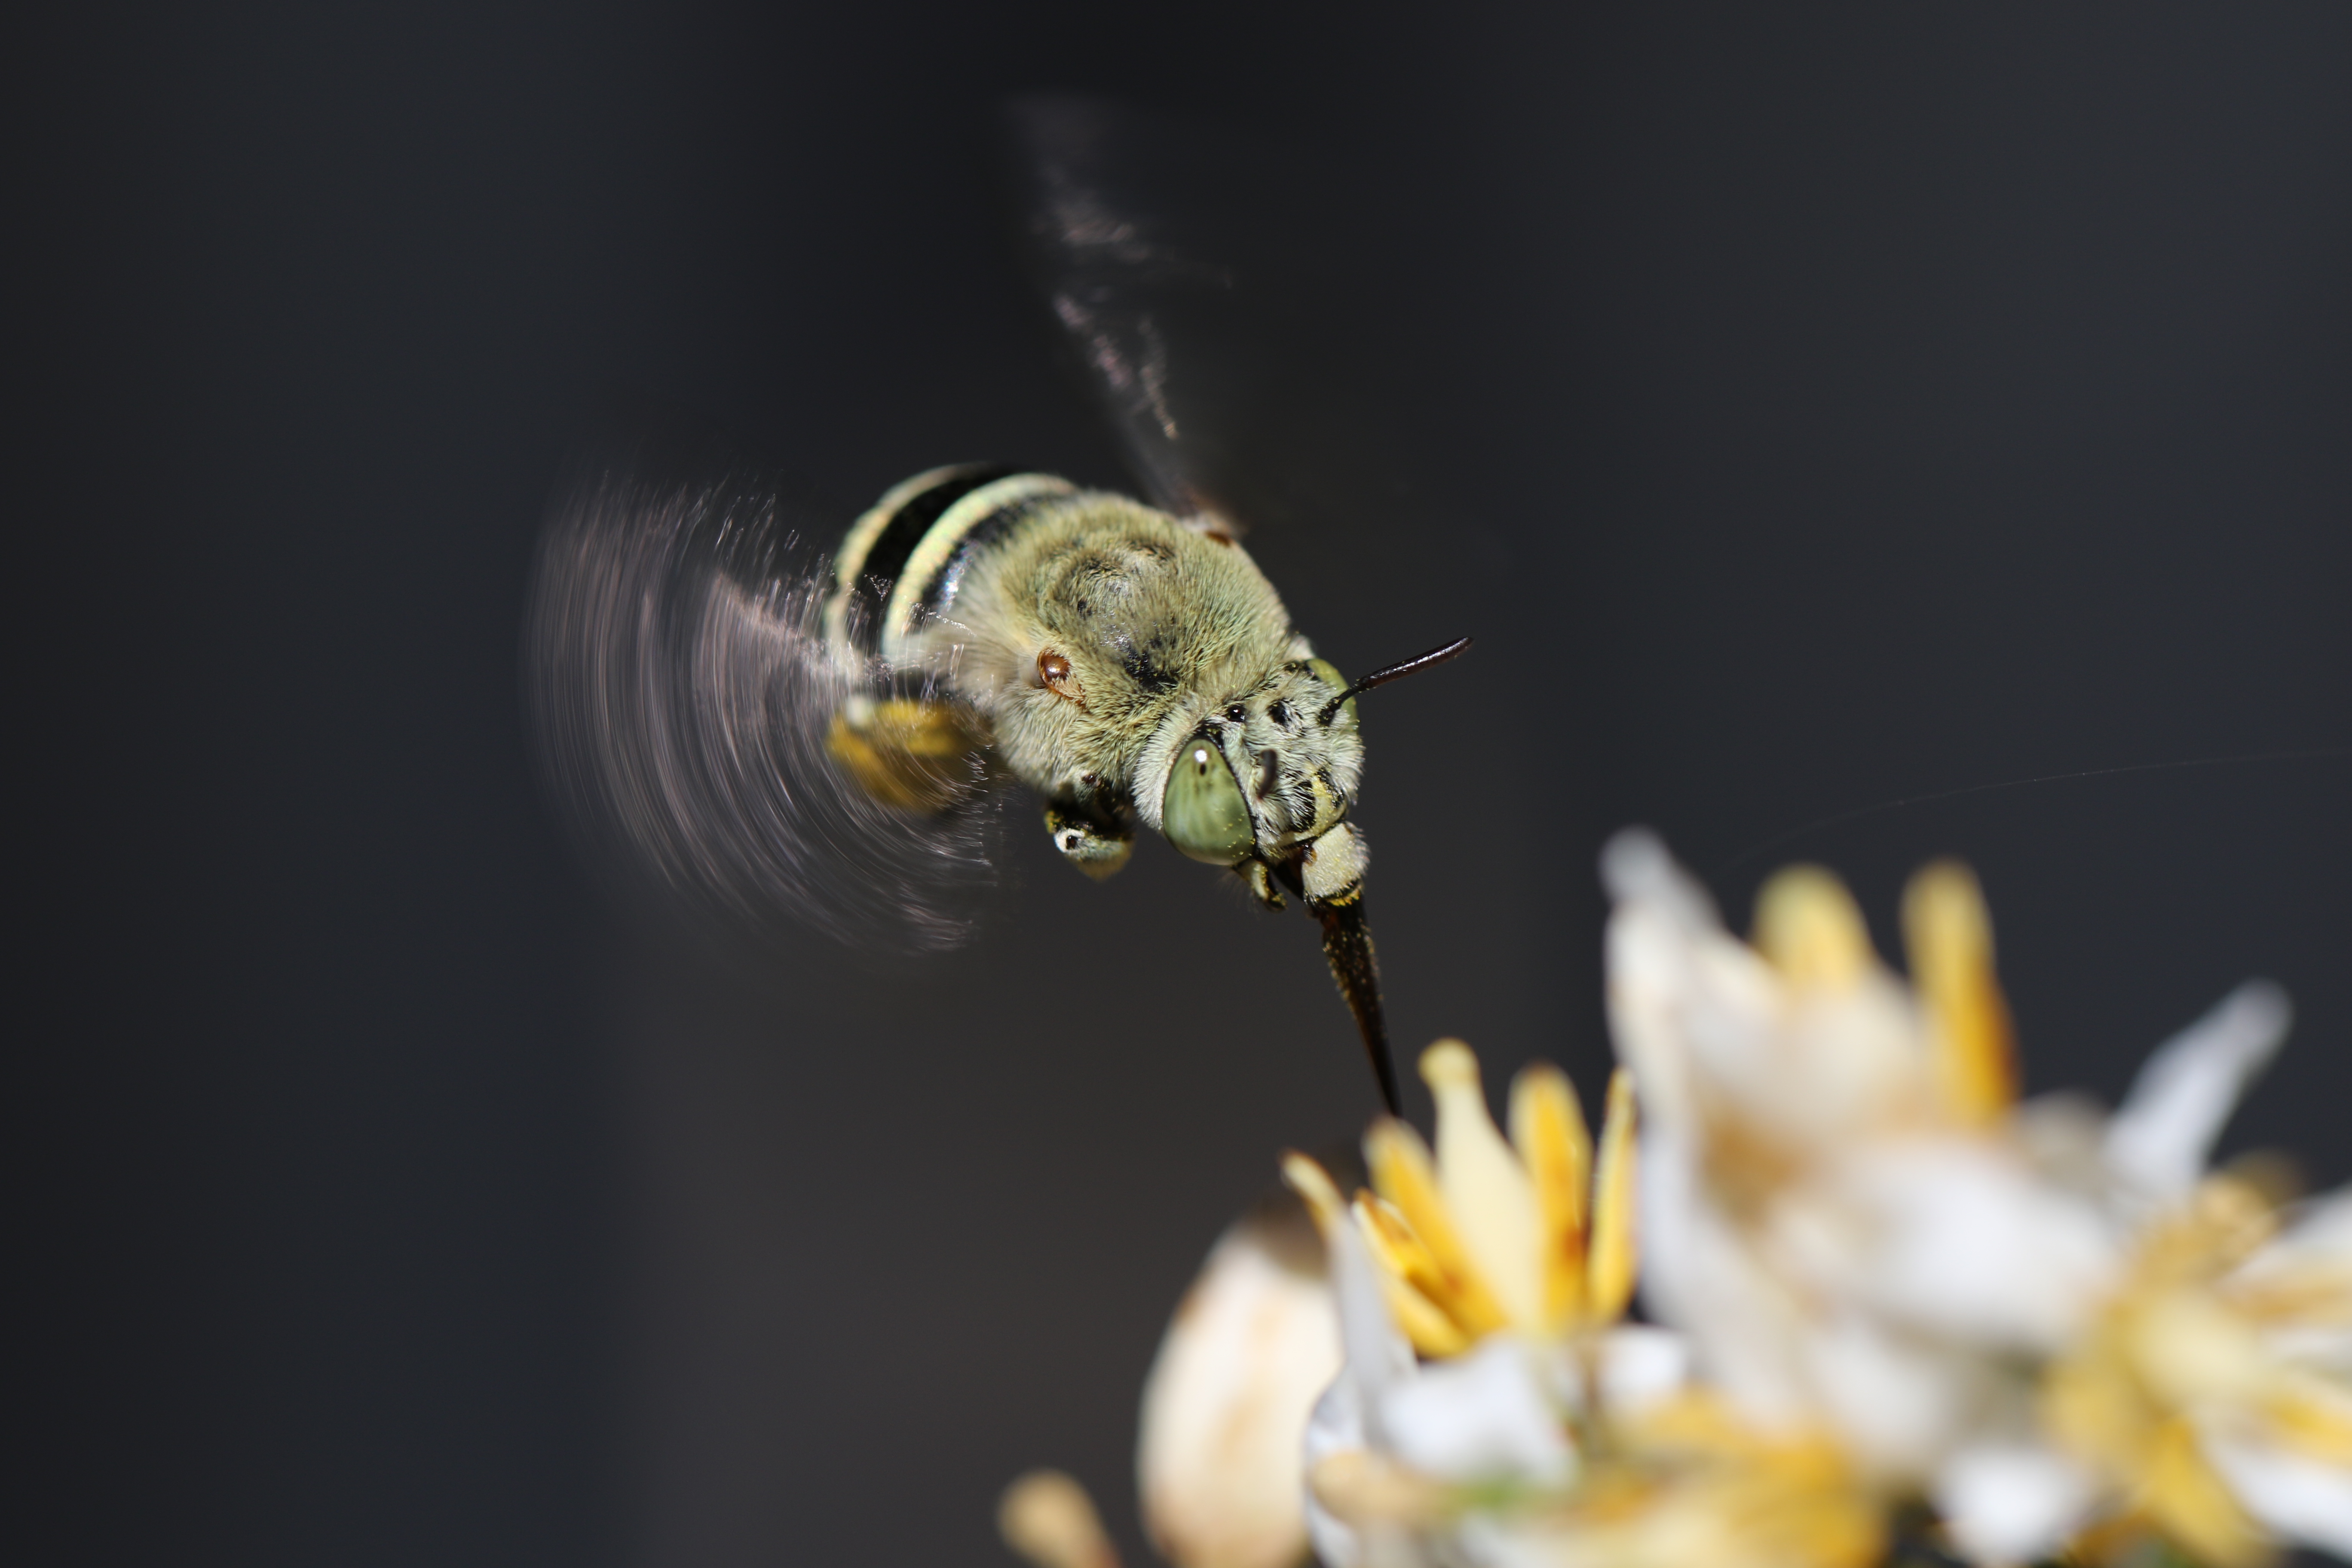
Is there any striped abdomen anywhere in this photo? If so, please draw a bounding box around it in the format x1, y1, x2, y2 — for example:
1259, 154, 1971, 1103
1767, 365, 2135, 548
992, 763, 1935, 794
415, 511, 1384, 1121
824, 465, 1074, 670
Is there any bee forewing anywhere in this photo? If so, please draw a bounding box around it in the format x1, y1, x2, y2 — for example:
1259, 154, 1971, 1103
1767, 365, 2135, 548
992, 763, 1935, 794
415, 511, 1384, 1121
1008, 96, 1355, 542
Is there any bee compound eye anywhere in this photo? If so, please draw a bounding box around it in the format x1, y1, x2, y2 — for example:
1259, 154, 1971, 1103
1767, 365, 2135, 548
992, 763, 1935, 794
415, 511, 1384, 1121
1162, 739, 1255, 865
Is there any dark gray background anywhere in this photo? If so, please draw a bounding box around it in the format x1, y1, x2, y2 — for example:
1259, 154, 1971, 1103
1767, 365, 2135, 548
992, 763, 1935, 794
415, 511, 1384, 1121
17, 4, 2351, 1565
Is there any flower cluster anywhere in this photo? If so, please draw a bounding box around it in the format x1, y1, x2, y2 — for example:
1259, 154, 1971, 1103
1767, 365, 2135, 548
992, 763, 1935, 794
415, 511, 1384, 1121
1000, 831, 2352, 1568
1603, 831, 2349, 1568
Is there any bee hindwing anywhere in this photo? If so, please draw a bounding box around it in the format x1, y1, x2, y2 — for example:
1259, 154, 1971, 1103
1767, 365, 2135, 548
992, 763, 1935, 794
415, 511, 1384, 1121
526, 429, 1003, 952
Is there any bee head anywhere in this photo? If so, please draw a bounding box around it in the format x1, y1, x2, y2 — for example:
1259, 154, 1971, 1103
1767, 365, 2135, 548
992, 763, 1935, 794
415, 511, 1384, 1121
1155, 639, 1470, 867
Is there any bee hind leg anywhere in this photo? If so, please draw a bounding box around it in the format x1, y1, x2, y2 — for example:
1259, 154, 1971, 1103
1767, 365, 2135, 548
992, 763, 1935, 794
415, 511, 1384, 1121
824, 698, 980, 812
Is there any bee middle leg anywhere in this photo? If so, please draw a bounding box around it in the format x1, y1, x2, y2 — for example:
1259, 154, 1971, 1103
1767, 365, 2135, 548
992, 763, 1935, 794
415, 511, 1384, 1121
1044, 796, 1133, 880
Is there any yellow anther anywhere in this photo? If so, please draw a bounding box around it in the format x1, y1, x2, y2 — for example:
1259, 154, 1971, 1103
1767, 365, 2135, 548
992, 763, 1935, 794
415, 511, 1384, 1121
1420, 1040, 1545, 1328
2268, 1387, 2352, 1467
1902, 860, 2018, 1126
1279, 1151, 1348, 1244
1363, 1118, 1511, 1337
1754, 866, 1875, 992
1510, 1062, 1592, 1332
1351, 1195, 1475, 1357
1588, 1068, 1640, 1325
2141, 1418, 2264, 1568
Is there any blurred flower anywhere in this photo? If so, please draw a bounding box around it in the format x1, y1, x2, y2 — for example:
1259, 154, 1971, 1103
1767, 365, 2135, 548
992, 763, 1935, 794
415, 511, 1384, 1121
1600, 829, 2352, 1566
1283, 1041, 1877, 1568
2030, 1175, 2352, 1568
997, 832, 2352, 1568
1002, 1469, 1122, 1568
1136, 1185, 1342, 1568
1601, 832, 2105, 1490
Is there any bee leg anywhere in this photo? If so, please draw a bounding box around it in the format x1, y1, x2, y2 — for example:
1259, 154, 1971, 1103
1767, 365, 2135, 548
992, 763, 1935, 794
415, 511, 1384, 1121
1239, 860, 1286, 912
824, 698, 979, 812
1044, 800, 1133, 880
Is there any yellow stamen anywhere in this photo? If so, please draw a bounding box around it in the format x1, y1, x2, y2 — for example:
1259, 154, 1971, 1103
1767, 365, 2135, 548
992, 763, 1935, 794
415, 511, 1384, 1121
1754, 867, 1874, 992
2044, 1336, 2154, 1481
1422, 1041, 1546, 1328
1352, 1194, 1476, 1357
1587, 1067, 1640, 1324
1902, 860, 2017, 1126
2267, 1384, 2352, 1467
1510, 1062, 1592, 1332
2139, 1418, 2267, 1568
1280, 1151, 1348, 1243
1363, 1118, 1512, 1337
999, 1470, 1121, 1568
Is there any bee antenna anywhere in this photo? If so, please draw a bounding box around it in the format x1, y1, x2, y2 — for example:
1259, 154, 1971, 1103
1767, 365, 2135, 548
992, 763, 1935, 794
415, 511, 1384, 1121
1317, 636, 1472, 726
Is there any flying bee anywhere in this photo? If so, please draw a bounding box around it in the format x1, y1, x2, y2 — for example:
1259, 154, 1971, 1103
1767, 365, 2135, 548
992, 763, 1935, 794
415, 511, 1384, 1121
818, 459, 1467, 1109
527, 98, 1463, 1111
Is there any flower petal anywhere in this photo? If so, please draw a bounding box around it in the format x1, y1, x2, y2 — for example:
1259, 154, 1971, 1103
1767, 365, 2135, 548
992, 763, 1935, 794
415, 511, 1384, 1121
2107, 981, 2291, 1203
1932, 1443, 2102, 1567
1596, 1324, 1691, 1415
1600, 827, 1721, 937
1305, 1223, 1421, 1568
1138, 1225, 1340, 1568
1379, 1335, 1576, 1487
1001, 1471, 1122, 1568
1801, 1138, 2116, 1351
2207, 1433, 2352, 1560
1329, 1218, 1417, 1437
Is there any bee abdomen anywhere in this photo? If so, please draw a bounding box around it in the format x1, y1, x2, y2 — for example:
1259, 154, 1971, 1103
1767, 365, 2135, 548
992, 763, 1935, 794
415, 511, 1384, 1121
824, 466, 1074, 666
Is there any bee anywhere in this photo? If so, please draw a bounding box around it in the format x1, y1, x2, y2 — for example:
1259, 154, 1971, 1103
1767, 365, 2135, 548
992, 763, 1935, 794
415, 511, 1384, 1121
527, 99, 1463, 1111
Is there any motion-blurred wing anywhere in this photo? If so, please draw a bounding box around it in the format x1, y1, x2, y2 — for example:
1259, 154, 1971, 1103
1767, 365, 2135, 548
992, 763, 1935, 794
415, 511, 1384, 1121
1007, 97, 1302, 536
527, 426, 1001, 952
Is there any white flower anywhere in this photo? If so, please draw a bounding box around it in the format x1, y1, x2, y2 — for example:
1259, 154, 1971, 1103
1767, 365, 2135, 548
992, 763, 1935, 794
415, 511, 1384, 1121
1602, 831, 2075, 1483
1137, 1199, 1343, 1568
1289, 1041, 1879, 1568
1600, 828, 2352, 1567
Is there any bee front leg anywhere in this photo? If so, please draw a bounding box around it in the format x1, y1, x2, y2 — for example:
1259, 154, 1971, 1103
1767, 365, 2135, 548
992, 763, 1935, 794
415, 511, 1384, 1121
1239, 860, 1287, 911
1044, 799, 1133, 880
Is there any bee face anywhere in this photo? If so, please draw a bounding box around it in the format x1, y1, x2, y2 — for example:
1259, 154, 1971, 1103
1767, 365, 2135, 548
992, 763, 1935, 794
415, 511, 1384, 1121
1155, 658, 1364, 866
